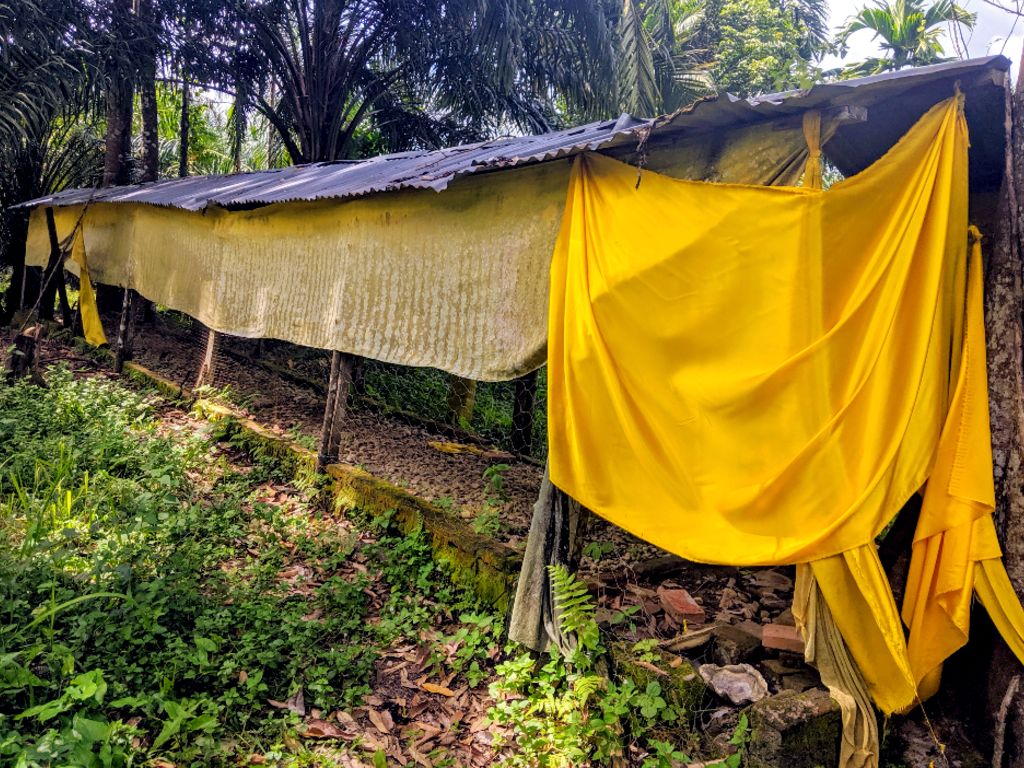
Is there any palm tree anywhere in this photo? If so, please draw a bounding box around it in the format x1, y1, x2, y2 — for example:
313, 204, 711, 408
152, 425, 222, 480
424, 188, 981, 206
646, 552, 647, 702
616, 0, 714, 116
837, 0, 976, 76
222, 0, 619, 164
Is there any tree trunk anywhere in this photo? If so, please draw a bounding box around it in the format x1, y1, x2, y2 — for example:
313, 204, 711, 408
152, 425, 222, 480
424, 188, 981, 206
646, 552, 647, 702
179, 75, 191, 178
318, 351, 355, 471
446, 376, 477, 427
102, 0, 134, 187
136, 0, 158, 325
139, 0, 159, 185
981, 65, 1024, 766
0, 209, 30, 324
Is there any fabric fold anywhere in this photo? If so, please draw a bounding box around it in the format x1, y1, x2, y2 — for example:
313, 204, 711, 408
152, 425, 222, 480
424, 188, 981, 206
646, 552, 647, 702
546, 92, 1024, 732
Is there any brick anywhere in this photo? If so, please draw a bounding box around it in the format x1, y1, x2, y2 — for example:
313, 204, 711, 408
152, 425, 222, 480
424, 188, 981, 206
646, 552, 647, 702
657, 586, 706, 624
762, 623, 805, 654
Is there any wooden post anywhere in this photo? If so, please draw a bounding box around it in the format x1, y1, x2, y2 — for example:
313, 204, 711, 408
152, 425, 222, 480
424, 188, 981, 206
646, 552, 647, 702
317, 351, 354, 472
511, 369, 539, 455
446, 375, 477, 427
40, 208, 72, 327
195, 327, 219, 388
113, 288, 136, 373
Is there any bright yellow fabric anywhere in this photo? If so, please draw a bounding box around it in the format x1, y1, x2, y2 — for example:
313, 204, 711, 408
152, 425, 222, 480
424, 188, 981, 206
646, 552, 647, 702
902, 226, 993, 699
547, 95, 1024, 713
69, 227, 108, 347
25, 119, 813, 382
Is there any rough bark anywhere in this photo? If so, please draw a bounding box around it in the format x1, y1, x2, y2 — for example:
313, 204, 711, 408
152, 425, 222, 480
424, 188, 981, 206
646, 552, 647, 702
317, 351, 355, 471
195, 326, 219, 388
102, 0, 134, 187
139, 0, 159, 185
179, 75, 191, 179
511, 370, 539, 455
982, 67, 1024, 766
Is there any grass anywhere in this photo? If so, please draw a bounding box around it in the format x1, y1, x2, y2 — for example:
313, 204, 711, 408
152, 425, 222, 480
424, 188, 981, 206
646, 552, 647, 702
0, 368, 498, 766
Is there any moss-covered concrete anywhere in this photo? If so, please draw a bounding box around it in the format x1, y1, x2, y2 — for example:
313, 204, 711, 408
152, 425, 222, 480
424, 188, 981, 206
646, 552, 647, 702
610, 642, 710, 726
192, 399, 318, 484
326, 464, 521, 611
124, 362, 188, 401
744, 688, 841, 768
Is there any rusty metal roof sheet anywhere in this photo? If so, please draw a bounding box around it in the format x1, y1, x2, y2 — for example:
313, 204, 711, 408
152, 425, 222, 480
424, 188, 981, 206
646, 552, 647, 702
17, 55, 1011, 212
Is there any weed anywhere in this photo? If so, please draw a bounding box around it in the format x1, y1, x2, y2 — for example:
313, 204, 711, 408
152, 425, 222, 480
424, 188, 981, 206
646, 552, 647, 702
488, 565, 691, 767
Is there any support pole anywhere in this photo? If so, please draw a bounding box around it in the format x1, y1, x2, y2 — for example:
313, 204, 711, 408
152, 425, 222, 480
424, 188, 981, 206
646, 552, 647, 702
446, 375, 477, 427
113, 289, 136, 373
195, 327, 219, 388
41, 208, 72, 327
511, 369, 539, 455
317, 351, 354, 472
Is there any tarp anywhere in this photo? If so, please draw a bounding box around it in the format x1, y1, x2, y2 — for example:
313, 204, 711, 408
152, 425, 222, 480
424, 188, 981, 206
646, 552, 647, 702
25, 120, 811, 381
547, 96, 1024, 720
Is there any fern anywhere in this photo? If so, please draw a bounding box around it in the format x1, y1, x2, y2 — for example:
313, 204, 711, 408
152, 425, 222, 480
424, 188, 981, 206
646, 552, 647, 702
548, 564, 601, 653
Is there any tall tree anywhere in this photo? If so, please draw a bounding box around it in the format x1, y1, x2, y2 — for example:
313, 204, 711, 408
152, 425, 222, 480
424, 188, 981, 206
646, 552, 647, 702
226, 0, 618, 163
837, 0, 976, 76
101, 0, 136, 187
616, 0, 714, 116
712, 0, 807, 95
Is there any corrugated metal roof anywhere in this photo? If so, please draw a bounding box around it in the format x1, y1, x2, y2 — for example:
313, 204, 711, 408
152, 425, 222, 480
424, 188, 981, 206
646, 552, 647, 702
18, 55, 1011, 212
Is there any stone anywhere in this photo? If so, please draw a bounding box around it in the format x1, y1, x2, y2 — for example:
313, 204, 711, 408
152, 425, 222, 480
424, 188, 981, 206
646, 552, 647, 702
699, 663, 769, 705
658, 586, 707, 624
749, 570, 794, 593
736, 619, 764, 640
775, 607, 796, 626
763, 623, 805, 654
611, 642, 710, 722
744, 689, 841, 768
712, 623, 762, 665
780, 672, 820, 693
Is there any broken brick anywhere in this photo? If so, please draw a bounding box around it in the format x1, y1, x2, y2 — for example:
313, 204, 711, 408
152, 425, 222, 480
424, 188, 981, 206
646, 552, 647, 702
658, 586, 706, 624
763, 623, 805, 654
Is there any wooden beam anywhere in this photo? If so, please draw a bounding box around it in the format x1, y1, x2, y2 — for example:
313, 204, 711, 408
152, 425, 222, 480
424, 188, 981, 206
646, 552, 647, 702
113, 288, 136, 373
511, 369, 539, 455
317, 351, 354, 472
41, 208, 72, 327
195, 327, 219, 388
446, 376, 477, 427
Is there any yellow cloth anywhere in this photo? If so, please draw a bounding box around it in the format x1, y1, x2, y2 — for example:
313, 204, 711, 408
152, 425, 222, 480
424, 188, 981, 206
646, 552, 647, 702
547, 95, 1024, 714
794, 564, 877, 768
25, 118, 814, 381
69, 227, 107, 347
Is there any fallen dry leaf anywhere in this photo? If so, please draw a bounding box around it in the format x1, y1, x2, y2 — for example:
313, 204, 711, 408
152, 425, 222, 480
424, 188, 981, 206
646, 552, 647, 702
421, 682, 455, 697
301, 718, 345, 739
368, 707, 394, 734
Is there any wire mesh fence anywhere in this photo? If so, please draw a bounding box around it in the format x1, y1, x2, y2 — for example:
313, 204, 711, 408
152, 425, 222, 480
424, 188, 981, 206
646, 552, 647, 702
117, 306, 548, 542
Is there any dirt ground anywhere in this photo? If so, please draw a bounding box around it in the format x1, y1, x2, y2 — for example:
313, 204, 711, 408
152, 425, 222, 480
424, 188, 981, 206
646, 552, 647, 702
1, 318, 994, 766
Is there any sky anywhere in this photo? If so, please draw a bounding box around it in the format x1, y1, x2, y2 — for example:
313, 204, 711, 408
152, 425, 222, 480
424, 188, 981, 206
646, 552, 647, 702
820, 0, 1024, 74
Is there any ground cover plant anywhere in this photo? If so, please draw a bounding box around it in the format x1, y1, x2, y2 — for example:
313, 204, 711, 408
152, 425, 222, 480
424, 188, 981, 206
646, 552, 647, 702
0, 367, 504, 766
0, 364, 710, 767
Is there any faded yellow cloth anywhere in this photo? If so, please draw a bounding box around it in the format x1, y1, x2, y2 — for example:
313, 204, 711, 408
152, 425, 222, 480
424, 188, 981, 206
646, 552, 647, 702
68, 227, 107, 347
547, 95, 1024, 716
25, 119, 814, 381
794, 564, 876, 768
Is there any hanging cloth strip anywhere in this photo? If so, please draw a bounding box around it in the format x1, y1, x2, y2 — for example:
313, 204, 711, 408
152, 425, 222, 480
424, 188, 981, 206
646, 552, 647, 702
69, 226, 108, 347
546, 94, 1024, 759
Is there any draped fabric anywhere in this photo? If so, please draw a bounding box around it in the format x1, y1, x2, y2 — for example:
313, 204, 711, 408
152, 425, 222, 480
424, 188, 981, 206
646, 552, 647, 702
547, 96, 1024, 725
69, 227, 107, 347
25, 120, 814, 381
